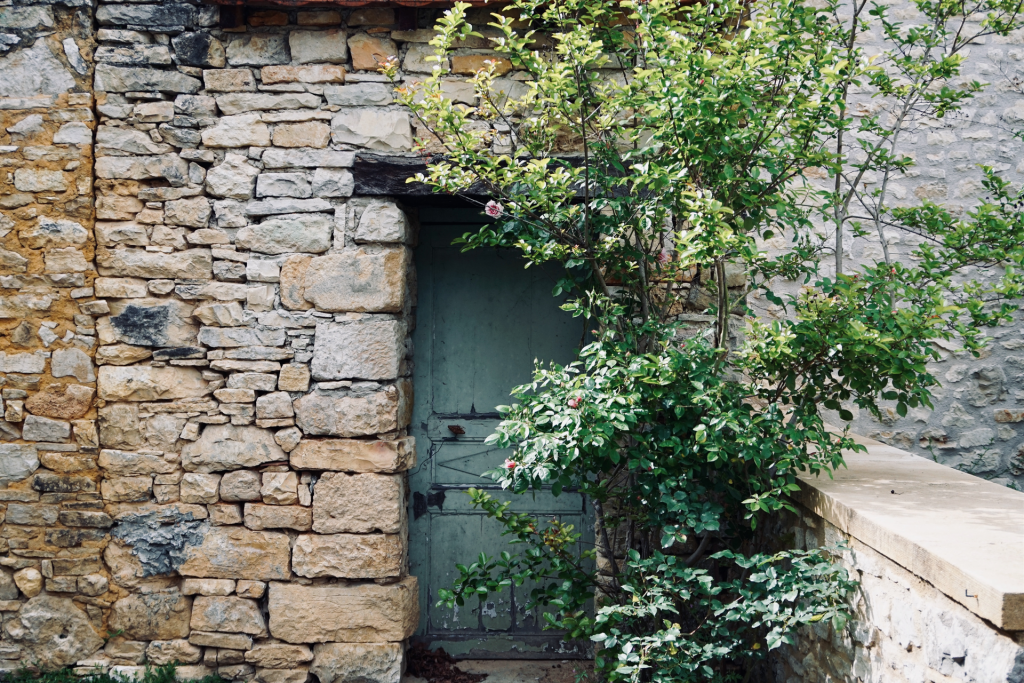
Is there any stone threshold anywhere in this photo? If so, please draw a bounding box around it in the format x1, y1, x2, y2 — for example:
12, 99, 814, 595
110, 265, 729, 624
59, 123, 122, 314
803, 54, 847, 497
797, 431, 1024, 631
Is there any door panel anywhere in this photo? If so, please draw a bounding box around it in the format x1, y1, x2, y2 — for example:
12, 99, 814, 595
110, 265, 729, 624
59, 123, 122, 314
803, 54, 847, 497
409, 208, 593, 659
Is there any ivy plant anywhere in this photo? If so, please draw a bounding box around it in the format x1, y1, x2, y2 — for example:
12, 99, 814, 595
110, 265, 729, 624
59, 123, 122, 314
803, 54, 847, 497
383, 0, 1024, 679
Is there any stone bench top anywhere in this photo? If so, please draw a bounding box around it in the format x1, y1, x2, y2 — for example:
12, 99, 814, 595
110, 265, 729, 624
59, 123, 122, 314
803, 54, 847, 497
797, 432, 1024, 631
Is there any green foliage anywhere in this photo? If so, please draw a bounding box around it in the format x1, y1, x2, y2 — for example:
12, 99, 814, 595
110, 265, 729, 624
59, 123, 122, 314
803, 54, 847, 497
0, 664, 224, 683
384, 0, 1024, 679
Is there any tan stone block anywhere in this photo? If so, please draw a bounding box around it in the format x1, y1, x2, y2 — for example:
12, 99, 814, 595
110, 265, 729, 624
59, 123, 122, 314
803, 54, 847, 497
24, 383, 94, 420
182, 424, 286, 472
179, 527, 291, 580
302, 247, 408, 313
191, 596, 267, 635
244, 503, 311, 531
290, 437, 414, 473
278, 364, 310, 392
44, 247, 89, 273
994, 409, 1024, 422
101, 476, 152, 502
182, 579, 236, 596
96, 344, 153, 366
147, 640, 203, 666
96, 247, 213, 279
293, 381, 411, 437
95, 277, 148, 298
310, 643, 402, 683
292, 533, 403, 579
245, 643, 313, 668
451, 54, 513, 75
273, 122, 330, 149
236, 580, 266, 599
261, 471, 298, 505
312, 472, 402, 534
96, 195, 145, 220
13, 568, 42, 598
98, 366, 210, 402
210, 503, 244, 526
180, 473, 221, 504
109, 591, 192, 640
256, 669, 308, 683
279, 255, 312, 311
348, 33, 397, 72
189, 632, 253, 651
203, 69, 257, 92
261, 65, 346, 85
267, 577, 418, 643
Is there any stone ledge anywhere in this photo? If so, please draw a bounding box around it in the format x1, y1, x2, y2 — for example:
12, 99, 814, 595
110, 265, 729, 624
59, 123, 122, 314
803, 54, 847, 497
797, 432, 1024, 630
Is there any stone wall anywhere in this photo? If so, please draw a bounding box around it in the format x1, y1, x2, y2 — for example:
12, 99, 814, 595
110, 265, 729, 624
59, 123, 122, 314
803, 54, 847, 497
774, 509, 1024, 683
0, 1, 1022, 682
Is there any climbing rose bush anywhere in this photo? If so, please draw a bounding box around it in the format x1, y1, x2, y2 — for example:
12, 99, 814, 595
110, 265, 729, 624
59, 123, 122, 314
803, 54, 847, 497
384, 0, 1024, 678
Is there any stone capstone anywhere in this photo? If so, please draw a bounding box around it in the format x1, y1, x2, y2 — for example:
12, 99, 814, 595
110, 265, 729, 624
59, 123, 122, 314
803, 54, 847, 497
312, 472, 403, 534
4, 595, 104, 669
292, 533, 403, 578
311, 319, 405, 381
267, 578, 418, 643
290, 437, 415, 473
178, 527, 292, 580
183, 424, 287, 472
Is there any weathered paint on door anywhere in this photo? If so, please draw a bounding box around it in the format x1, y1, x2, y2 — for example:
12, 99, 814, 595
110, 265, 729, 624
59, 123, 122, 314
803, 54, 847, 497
410, 208, 593, 659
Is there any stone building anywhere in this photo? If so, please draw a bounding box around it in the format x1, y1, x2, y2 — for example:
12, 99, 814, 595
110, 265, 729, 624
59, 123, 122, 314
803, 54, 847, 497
0, 0, 1021, 682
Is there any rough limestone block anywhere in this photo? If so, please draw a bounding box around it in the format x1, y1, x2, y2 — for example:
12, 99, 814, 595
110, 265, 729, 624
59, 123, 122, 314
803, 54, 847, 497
292, 533, 403, 579
261, 65, 346, 85
206, 154, 260, 200
180, 473, 222, 504
215, 93, 322, 116
94, 64, 201, 94
267, 577, 418, 643
108, 299, 198, 347
312, 472, 403, 534
109, 591, 193, 640
331, 109, 412, 152
355, 201, 409, 243
293, 381, 411, 437
310, 643, 403, 683
182, 424, 286, 473
98, 366, 210, 402
261, 471, 298, 505
347, 33, 397, 72
273, 122, 330, 149
290, 437, 414, 473
19, 216, 88, 249
245, 644, 313, 669
4, 595, 105, 670
181, 579, 236, 596
289, 30, 348, 64
236, 214, 333, 255
95, 155, 190, 185
190, 596, 267, 635
201, 114, 271, 148
178, 527, 292, 580
257, 393, 294, 420
278, 364, 311, 392
311, 169, 353, 198
96, 248, 213, 279
204, 69, 256, 92
311, 320, 404, 381
98, 449, 176, 477
244, 503, 312, 531
301, 247, 409, 312
261, 149, 354, 169
51, 348, 96, 382
0, 40, 76, 98
324, 83, 393, 107
257, 173, 311, 199
226, 34, 290, 66
147, 640, 203, 666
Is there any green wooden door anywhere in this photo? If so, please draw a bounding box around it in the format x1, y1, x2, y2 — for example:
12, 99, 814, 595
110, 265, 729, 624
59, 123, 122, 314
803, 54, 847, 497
409, 208, 593, 659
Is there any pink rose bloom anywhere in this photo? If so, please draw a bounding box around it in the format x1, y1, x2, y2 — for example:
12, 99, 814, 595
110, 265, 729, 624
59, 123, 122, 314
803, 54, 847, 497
568, 397, 581, 408
503, 459, 517, 469
485, 200, 503, 218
